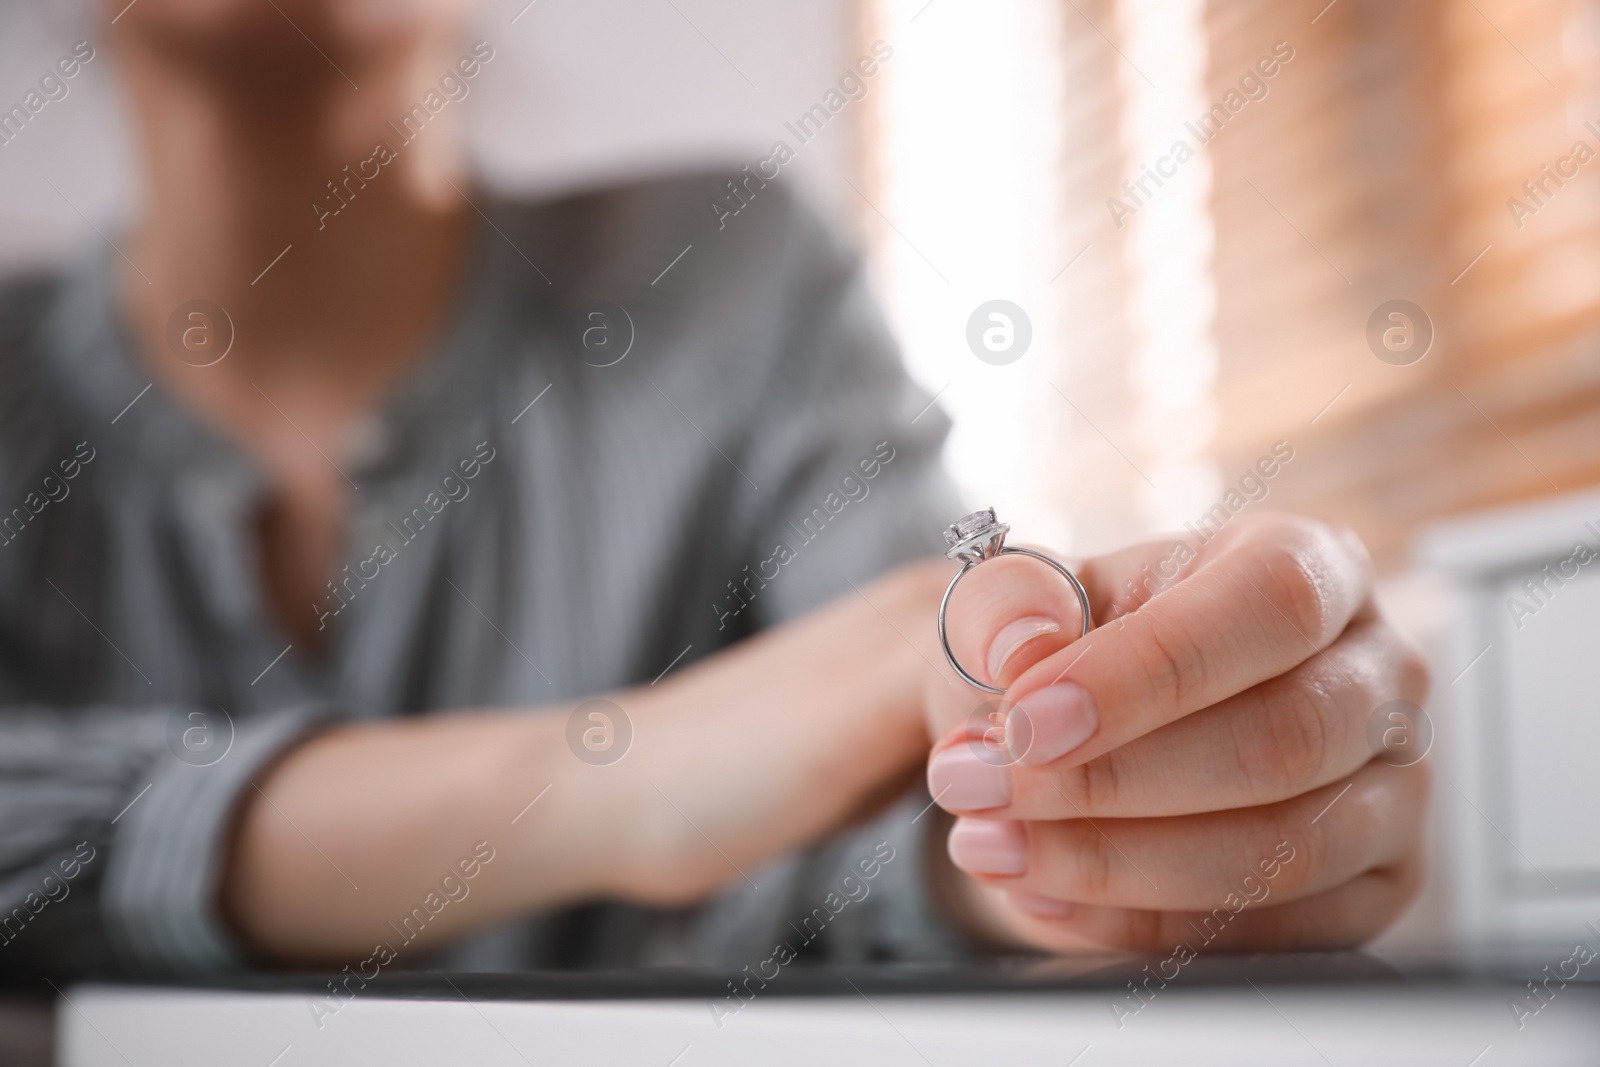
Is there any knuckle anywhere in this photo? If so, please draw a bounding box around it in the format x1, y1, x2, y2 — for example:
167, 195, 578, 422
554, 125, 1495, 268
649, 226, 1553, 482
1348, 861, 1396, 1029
1395, 632, 1433, 703
1062, 821, 1119, 901
1325, 519, 1375, 574
1342, 785, 1388, 869
1379, 757, 1433, 844
1360, 612, 1432, 702
1287, 779, 1379, 894
1136, 611, 1209, 708
1256, 541, 1332, 643
1060, 752, 1125, 816
1265, 820, 1319, 897
1382, 853, 1429, 924
1255, 678, 1335, 794
1391, 760, 1434, 848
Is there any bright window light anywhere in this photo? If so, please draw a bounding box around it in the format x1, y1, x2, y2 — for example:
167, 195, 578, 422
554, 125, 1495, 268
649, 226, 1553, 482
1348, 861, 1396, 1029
1114, 0, 1222, 532
873, 0, 1070, 546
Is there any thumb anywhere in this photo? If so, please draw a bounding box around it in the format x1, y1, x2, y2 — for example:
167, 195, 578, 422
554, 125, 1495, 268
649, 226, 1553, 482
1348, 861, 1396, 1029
923, 546, 1091, 757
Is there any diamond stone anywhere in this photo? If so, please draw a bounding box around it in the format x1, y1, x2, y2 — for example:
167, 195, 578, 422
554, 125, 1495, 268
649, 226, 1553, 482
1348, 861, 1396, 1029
945, 508, 998, 547
944, 508, 1010, 564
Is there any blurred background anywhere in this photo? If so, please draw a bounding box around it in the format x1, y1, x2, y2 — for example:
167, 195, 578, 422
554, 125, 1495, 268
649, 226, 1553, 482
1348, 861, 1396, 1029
4, 0, 1599, 956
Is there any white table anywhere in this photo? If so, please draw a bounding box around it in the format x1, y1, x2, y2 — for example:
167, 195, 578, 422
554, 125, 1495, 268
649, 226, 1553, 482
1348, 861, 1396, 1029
58, 966, 1600, 1067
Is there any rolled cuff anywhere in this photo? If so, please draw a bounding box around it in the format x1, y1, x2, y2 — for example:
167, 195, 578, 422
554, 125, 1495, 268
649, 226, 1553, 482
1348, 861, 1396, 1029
101, 702, 349, 978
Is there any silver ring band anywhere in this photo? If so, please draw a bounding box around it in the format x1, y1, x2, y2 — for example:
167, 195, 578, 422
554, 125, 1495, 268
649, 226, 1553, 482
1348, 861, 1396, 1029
937, 510, 1093, 695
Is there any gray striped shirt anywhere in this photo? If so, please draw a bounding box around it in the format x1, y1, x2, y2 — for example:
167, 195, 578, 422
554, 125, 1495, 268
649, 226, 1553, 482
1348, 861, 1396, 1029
0, 171, 969, 979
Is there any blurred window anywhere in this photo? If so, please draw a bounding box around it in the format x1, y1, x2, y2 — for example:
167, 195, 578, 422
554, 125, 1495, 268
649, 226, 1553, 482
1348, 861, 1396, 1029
862, 0, 1600, 566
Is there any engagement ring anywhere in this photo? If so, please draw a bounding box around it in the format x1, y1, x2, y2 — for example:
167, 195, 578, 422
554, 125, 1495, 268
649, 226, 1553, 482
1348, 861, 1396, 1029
937, 508, 1093, 694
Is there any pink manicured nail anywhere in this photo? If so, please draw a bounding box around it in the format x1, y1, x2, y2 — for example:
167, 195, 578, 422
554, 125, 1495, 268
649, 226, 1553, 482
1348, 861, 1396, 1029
1007, 682, 1098, 766
986, 615, 1060, 685
947, 818, 1028, 876
928, 745, 1012, 811
1007, 890, 1076, 920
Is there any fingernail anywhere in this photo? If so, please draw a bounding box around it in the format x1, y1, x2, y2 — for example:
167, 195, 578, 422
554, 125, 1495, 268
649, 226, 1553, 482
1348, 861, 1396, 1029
947, 818, 1028, 876
986, 615, 1061, 685
927, 745, 1012, 811
1007, 890, 1076, 920
1007, 682, 1098, 766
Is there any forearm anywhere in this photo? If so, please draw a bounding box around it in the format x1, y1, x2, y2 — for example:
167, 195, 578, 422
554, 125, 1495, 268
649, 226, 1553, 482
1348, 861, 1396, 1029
220, 710, 584, 962
221, 558, 952, 963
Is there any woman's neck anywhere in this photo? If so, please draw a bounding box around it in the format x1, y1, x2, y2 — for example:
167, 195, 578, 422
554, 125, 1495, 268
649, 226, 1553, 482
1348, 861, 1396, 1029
117, 31, 472, 399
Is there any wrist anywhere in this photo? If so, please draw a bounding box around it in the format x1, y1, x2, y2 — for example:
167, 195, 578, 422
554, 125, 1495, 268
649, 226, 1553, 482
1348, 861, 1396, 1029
495, 710, 624, 908
595, 560, 953, 907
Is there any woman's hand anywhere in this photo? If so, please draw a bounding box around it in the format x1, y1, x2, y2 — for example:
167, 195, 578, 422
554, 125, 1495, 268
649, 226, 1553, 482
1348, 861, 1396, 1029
924, 513, 1431, 953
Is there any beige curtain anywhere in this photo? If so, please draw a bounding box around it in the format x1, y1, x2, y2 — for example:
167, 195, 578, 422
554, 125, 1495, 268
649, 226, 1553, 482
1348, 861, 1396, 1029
1205, 0, 1600, 566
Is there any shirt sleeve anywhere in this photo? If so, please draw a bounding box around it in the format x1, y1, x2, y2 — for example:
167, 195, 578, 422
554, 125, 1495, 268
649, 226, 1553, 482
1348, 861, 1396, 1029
0, 702, 345, 979
730, 193, 965, 626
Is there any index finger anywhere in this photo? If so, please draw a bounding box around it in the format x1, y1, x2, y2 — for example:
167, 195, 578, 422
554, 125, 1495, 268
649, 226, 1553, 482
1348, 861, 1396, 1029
948, 515, 1372, 772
